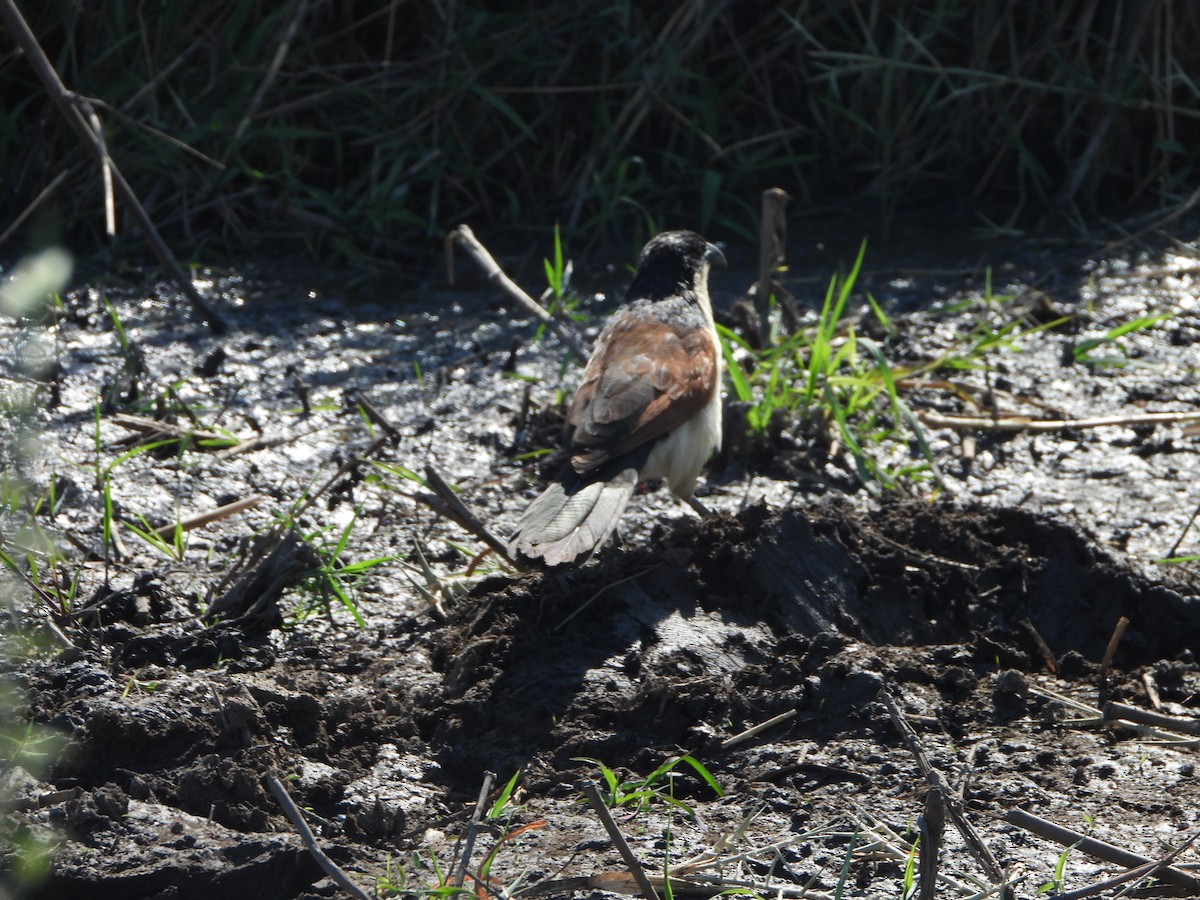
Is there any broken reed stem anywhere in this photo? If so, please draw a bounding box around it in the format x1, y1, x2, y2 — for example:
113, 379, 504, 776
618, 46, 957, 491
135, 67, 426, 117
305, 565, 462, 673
916, 784, 943, 900
1003, 808, 1200, 894
720, 709, 797, 749
1050, 827, 1200, 900
446, 224, 587, 363
1020, 618, 1057, 674
1104, 701, 1200, 737
918, 409, 1200, 433
755, 187, 790, 347
455, 770, 496, 888
419, 464, 527, 570
880, 684, 1010, 898
149, 495, 263, 538
350, 390, 401, 439
579, 780, 661, 900
0, 0, 227, 334
1098, 615, 1129, 693
264, 774, 371, 900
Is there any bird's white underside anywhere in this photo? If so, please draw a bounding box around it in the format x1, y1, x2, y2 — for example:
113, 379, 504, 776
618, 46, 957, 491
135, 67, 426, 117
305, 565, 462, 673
639, 321, 722, 500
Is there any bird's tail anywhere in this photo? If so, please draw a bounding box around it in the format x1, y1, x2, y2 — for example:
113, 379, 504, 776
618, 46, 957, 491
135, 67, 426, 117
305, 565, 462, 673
508, 467, 639, 566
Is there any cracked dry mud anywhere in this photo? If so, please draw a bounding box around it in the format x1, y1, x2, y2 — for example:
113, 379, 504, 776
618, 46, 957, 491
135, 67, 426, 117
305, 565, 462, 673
2, 233, 1200, 900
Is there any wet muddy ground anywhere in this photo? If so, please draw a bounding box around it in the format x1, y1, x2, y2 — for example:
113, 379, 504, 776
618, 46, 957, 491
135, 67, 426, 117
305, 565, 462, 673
2, 228, 1200, 899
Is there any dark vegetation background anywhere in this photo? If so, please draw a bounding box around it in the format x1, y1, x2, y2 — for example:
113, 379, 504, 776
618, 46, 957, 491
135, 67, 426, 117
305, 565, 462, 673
3, 0, 1199, 268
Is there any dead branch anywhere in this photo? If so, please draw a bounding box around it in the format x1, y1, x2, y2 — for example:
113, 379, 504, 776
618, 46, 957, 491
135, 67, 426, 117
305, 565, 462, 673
211, 431, 308, 460
417, 464, 526, 570
0, 0, 227, 334
1003, 808, 1200, 894
719, 709, 797, 749
1104, 701, 1200, 737
454, 771, 496, 888
264, 774, 371, 900
917, 784, 944, 900
579, 780, 660, 900
1098, 615, 1129, 702
147, 495, 263, 539
880, 684, 1011, 899
918, 409, 1200, 433
111, 413, 236, 446
446, 224, 587, 363
755, 187, 794, 343
1049, 827, 1200, 900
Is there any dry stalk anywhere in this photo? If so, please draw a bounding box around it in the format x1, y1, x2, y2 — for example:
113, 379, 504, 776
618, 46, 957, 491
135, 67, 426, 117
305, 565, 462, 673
445, 224, 587, 363
880, 684, 1011, 899
1049, 827, 1200, 900
0, 0, 226, 334
416, 464, 524, 569
1003, 808, 1200, 895
918, 784, 945, 900
754, 186, 794, 344
148, 495, 263, 539
1098, 615, 1130, 699
579, 780, 660, 900
918, 409, 1200, 433
264, 774, 371, 900
1027, 681, 1200, 745
454, 770, 496, 888
1103, 701, 1200, 737
719, 709, 797, 749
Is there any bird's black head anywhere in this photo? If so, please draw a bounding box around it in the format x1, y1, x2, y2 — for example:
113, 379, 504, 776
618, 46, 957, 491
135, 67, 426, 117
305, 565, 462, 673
626, 230, 725, 300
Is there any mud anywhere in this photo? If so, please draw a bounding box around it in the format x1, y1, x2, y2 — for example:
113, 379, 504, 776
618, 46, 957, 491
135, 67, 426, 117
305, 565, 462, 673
2, 231, 1200, 899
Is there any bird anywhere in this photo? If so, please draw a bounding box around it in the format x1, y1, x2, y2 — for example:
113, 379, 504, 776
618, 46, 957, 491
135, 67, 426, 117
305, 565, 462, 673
508, 230, 725, 566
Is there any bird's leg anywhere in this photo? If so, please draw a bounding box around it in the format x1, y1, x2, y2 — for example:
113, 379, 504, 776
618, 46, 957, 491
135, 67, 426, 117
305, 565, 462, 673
686, 496, 711, 517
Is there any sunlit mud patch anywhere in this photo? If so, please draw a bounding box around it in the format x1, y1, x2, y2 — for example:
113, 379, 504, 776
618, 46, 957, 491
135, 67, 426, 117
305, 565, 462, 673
429, 499, 1200, 777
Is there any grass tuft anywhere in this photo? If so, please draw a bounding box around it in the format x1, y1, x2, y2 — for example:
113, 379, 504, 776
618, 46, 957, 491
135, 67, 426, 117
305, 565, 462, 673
4, 2, 1200, 262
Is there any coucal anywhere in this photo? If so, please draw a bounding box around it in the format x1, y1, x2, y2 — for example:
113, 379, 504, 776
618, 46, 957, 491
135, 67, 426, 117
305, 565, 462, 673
509, 230, 725, 566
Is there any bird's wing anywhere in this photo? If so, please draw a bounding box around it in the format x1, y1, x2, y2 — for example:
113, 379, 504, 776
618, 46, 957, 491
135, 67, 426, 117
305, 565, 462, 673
567, 310, 717, 473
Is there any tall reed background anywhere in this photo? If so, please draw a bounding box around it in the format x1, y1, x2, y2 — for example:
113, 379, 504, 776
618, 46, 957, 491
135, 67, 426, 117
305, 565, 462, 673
3, 0, 1198, 264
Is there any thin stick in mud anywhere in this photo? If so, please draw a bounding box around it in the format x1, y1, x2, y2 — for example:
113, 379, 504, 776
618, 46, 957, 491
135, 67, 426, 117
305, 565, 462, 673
1003, 808, 1200, 894
0, 0, 227, 334
446, 224, 588, 363
264, 774, 371, 900
880, 684, 1011, 899
579, 780, 661, 900
454, 770, 496, 888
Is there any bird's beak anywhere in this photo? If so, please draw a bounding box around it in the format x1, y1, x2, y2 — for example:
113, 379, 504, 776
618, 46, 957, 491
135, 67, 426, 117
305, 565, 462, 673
704, 242, 727, 267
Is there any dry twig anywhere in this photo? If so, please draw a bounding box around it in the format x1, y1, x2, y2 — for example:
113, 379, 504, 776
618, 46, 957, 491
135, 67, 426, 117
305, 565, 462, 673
579, 780, 660, 900
720, 709, 797, 749
416, 464, 525, 569
455, 770, 496, 888
917, 785, 944, 900
918, 409, 1200, 433
148, 495, 263, 539
1098, 615, 1129, 702
0, 0, 226, 334
1003, 808, 1200, 894
264, 774, 370, 900
1050, 827, 1200, 900
1103, 701, 1200, 737
881, 684, 1011, 899
754, 187, 793, 343
446, 224, 587, 362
